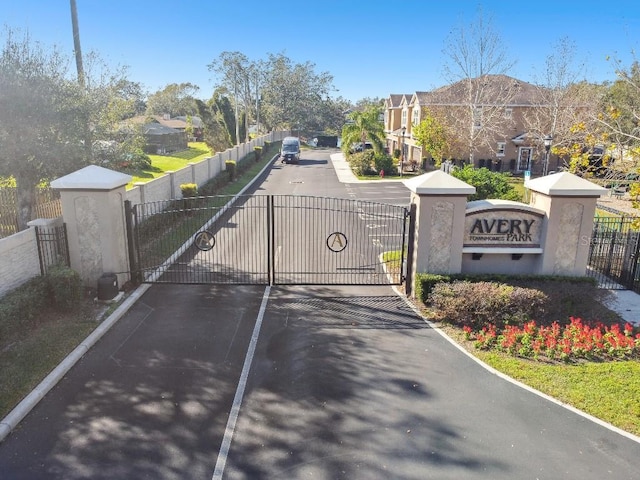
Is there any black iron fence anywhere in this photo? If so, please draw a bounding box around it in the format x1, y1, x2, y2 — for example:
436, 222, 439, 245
34, 223, 70, 275
588, 216, 640, 292
126, 195, 410, 286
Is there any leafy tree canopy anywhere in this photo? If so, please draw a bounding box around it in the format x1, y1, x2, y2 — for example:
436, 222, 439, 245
450, 165, 520, 201
341, 105, 385, 155
0, 28, 147, 229
146, 82, 199, 117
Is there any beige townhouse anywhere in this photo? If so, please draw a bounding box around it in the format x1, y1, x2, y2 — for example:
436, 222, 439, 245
384, 75, 561, 175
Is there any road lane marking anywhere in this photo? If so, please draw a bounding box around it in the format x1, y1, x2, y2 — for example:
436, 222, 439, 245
212, 285, 271, 479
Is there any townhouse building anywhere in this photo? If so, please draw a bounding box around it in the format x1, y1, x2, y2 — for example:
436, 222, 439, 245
384, 75, 561, 175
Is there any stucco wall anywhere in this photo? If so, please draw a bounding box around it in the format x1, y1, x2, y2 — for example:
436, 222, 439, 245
0, 228, 41, 297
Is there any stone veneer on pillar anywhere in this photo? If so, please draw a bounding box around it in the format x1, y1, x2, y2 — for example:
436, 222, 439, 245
51, 165, 132, 289
403, 170, 476, 296
525, 172, 608, 276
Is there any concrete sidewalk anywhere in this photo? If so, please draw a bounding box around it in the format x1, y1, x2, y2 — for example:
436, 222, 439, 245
603, 289, 640, 325
330, 152, 640, 326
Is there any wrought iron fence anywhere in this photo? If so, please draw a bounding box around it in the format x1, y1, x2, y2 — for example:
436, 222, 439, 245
34, 223, 70, 275
588, 216, 640, 291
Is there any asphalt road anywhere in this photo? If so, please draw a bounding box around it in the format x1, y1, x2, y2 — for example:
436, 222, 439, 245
1, 148, 639, 479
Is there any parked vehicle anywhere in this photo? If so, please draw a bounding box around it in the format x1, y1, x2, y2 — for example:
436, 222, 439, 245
349, 142, 373, 153
280, 136, 301, 164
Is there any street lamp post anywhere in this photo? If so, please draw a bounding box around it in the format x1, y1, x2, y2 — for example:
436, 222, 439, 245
399, 126, 406, 177
543, 135, 552, 176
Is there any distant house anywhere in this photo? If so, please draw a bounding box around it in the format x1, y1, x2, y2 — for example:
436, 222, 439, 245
126, 114, 203, 154
383, 75, 560, 174
142, 123, 187, 154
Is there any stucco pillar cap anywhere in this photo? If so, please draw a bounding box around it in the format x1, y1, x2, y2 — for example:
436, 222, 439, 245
50, 165, 132, 191
525, 171, 608, 197
403, 170, 476, 195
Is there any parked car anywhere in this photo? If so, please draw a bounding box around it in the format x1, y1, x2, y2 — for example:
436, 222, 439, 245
280, 136, 301, 164
349, 142, 373, 153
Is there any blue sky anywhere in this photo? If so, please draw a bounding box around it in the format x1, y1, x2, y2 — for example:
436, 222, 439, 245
1, 0, 638, 102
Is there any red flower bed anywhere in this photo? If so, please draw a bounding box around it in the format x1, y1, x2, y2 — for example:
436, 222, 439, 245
464, 317, 640, 362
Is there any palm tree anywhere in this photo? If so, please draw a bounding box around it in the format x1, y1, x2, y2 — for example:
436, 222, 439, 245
341, 106, 385, 155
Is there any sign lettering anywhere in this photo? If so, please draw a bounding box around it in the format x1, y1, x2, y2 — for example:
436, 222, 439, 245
464, 208, 543, 248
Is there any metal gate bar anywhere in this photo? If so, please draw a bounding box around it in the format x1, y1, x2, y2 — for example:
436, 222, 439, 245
271, 195, 408, 285
128, 195, 270, 284
127, 195, 409, 286
34, 223, 70, 275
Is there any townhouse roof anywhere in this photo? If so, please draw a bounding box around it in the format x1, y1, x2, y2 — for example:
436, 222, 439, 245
411, 75, 547, 107
385, 94, 410, 108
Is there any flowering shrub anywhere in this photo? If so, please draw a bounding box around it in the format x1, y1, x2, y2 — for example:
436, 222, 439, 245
466, 317, 640, 362
430, 281, 547, 330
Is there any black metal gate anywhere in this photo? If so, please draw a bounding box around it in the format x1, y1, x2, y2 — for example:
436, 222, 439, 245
588, 216, 640, 291
34, 222, 70, 275
125, 195, 411, 287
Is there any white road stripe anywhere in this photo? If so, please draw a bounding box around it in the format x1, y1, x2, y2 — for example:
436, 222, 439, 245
212, 285, 271, 479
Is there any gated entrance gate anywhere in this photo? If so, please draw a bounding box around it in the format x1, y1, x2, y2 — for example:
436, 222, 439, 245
125, 195, 412, 287
588, 216, 640, 292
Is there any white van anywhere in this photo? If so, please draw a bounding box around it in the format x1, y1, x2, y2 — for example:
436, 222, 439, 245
280, 136, 301, 164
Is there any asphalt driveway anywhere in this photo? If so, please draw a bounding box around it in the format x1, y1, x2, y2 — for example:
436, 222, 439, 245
0, 283, 639, 479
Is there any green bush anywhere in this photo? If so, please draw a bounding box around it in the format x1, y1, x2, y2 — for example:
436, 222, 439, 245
254, 146, 262, 161
0, 276, 49, 340
429, 280, 547, 330
450, 164, 521, 201
225, 160, 237, 180
180, 183, 198, 198
348, 151, 377, 176
374, 154, 395, 176
45, 265, 83, 312
415, 273, 451, 304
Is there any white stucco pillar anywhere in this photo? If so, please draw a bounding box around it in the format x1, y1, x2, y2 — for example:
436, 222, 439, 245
403, 171, 475, 296
51, 165, 132, 289
526, 172, 608, 275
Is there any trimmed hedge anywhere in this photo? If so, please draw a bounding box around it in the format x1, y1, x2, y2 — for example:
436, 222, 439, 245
429, 281, 547, 329
416, 273, 609, 326
416, 273, 597, 304
0, 265, 83, 340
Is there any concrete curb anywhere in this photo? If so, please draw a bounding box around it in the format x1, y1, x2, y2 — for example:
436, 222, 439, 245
0, 283, 151, 442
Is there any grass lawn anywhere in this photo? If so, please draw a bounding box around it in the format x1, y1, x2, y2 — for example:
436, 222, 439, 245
127, 142, 212, 186
440, 324, 640, 437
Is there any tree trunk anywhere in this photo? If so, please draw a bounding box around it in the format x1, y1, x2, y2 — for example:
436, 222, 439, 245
15, 173, 36, 232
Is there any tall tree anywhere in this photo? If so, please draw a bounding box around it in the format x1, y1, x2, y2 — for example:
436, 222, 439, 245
208, 52, 251, 144
341, 106, 385, 154
0, 29, 87, 229
441, 6, 517, 162
600, 59, 640, 147
0, 29, 147, 229
196, 90, 235, 152
523, 37, 597, 173
146, 82, 199, 117
260, 52, 335, 133
412, 110, 454, 167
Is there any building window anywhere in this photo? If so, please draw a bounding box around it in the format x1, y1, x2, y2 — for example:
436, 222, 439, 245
497, 142, 506, 157
412, 108, 419, 125
473, 107, 482, 129
401, 109, 408, 127
504, 107, 513, 119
